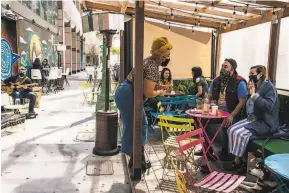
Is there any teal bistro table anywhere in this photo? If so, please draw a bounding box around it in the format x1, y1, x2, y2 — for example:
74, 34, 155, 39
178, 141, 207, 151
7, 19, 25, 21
264, 154, 289, 193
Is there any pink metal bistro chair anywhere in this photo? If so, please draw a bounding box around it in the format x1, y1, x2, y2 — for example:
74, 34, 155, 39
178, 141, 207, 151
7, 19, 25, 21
176, 129, 246, 193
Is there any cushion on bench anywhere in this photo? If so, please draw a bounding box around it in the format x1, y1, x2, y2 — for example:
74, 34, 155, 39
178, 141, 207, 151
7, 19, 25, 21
249, 128, 289, 140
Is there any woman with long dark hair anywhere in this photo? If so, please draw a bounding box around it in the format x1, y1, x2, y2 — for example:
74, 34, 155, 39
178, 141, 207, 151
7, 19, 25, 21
32, 58, 45, 81
32, 58, 43, 70
191, 66, 208, 98
159, 67, 172, 92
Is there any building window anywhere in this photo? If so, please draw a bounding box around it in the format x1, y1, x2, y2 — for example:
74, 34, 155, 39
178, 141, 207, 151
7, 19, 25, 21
21, 0, 32, 9
19, 0, 57, 26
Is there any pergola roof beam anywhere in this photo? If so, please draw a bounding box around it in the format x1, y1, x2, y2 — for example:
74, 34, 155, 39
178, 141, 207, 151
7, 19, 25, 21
220, 6, 289, 33
244, 1, 289, 8
194, 1, 266, 15
84, 1, 220, 28
147, 0, 249, 20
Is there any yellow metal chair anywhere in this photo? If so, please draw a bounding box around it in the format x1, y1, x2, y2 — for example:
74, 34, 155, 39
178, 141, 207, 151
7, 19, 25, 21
80, 82, 93, 105
158, 115, 195, 179
174, 168, 190, 193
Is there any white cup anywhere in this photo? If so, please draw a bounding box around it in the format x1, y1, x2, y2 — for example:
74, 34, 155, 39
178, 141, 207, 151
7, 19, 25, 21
211, 105, 218, 115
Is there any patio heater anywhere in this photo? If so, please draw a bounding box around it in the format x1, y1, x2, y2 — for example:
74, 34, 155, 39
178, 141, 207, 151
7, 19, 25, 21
82, 12, 124, 156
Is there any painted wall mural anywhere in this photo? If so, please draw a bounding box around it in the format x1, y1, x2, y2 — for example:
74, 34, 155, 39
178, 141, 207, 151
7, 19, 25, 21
1, 19, 20, 81
19, 20, 58, 76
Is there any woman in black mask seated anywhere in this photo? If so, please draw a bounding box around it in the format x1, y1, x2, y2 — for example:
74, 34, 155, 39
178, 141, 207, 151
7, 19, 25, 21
227, 65, 279, 173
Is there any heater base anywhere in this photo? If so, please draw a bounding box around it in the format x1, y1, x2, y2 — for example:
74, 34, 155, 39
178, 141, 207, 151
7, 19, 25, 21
92, 146, 120, 156
93, 110, 119, 157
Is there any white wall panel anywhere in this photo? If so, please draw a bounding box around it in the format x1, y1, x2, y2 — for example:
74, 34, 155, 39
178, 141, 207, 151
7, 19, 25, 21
220, 22, 271, 80
276, 17, 289, 90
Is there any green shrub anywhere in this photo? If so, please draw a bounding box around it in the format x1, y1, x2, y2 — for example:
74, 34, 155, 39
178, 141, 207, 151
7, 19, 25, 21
173, 78, 212, 95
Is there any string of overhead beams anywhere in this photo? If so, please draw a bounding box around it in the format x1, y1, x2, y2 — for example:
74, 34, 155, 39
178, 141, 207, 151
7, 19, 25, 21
148, 0, 284, 31
83, 0, 286, 33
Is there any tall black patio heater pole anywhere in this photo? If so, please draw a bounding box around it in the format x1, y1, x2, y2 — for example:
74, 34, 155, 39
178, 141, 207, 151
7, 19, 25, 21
100, 29, 116, 111
93, 29, 119, 156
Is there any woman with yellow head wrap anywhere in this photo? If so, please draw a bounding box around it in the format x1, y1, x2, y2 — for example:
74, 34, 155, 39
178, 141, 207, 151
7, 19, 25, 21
114, 37, 173, 172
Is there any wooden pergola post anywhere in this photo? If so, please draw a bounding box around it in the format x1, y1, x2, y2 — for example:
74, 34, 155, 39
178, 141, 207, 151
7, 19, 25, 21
119, 30, 125, 83
267, 19, 281, 85
133, 0, 145, 180
215, 33, 222, 75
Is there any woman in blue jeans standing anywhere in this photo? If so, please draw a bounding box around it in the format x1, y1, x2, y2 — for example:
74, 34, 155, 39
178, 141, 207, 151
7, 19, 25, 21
115, 37, 172, 171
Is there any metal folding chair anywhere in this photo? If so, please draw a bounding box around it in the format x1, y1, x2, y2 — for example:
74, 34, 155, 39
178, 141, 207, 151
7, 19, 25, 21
176, 95, 197, 100
150, 100, 196, 130
177, 129, 246, 193
80, 82, 93, 105
174, 167, 190, 193
158, 115, 195, 180
62, 68, 70, 86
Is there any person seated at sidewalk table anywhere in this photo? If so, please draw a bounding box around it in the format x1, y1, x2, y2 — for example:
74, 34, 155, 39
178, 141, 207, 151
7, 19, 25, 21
198, 59, 247, 161
114, 37, 171, 172
42, 58, 50, 76
208, 59, 247, 124
3, 66, 37, 116
32, 58, 45, 82
191, 66, 208, 98
159, 67, 173, 93
227, 65, 279, 173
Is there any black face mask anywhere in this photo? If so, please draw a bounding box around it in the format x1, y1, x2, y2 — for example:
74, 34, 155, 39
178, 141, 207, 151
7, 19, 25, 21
161, 59, 170, 67
19, 73, 25, 77
220, 68, 231, 79
249, 75, 258, 84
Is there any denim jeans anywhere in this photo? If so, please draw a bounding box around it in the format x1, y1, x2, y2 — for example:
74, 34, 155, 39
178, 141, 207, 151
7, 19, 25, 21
114, 81, 148, 157
12, 91, 36, 112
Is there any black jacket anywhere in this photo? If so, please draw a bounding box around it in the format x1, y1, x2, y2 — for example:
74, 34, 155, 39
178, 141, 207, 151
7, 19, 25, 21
33, 63, 43, 70
4, 74, 33, 92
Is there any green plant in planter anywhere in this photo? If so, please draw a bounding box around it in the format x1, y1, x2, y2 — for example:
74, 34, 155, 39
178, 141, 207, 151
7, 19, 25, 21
173, 79, 197, 95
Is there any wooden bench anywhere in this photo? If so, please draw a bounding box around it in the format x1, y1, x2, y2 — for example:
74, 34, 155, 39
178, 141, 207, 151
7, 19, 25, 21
248, 91, 289, 157
248, 139, 289, 157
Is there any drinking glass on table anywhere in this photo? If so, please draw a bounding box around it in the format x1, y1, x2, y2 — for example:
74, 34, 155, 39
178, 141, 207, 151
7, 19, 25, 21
196, 98, 203, 110
210, 100, 217, 106
203, 98, 210, 114
211, 105, 218, 115
216, 109, 223, 117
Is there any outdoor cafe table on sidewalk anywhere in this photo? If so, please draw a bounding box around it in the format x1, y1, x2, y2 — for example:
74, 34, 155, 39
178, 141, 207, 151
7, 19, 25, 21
185, 109, 230, 167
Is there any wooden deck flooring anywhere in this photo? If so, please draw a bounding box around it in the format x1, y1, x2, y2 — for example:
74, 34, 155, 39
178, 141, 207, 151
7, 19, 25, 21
127, 128, 187, 193
127, 128, 249, 193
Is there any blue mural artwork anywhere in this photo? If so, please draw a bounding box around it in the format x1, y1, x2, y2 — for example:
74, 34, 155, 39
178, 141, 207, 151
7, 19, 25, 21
1, 38, 20, 81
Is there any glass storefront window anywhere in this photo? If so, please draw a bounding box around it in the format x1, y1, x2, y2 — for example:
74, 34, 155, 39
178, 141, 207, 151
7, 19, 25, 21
31, 1, 40, 16
21, 0, 32, 9
19, 0, 57, 26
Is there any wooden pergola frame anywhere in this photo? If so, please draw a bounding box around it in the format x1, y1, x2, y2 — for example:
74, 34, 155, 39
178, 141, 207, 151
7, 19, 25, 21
83, 0, 289, 180
83, 0, 289, 32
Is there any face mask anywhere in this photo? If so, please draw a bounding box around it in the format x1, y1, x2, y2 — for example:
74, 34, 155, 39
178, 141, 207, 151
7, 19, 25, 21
161, 59, 170, 67
249, 74, 259, 84
220, 68, 231, 78
19, 73, 25, 77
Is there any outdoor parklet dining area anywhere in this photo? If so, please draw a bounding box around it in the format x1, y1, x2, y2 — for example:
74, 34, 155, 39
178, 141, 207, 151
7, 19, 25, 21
83, 1, 289, 193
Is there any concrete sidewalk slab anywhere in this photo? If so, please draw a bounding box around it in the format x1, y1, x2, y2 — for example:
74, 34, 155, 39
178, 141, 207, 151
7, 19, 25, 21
1, 72, 131, 193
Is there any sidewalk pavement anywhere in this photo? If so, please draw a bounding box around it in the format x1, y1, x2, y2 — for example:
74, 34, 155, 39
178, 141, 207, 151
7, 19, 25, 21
1, 72, 131, 193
